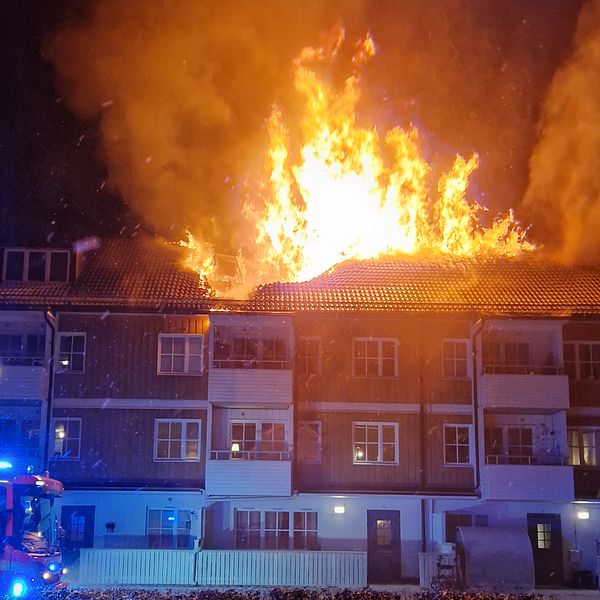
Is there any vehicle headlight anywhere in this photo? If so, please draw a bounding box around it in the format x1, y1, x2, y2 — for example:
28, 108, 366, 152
42, 571, 51, 580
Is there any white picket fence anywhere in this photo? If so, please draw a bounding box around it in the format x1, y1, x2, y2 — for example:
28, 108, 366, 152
78, 549, 367, 588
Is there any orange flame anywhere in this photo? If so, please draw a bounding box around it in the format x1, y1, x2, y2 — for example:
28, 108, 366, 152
244, 32, 533, 284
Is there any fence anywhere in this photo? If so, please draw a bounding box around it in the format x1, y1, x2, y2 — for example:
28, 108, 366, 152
79, 549, 367, 588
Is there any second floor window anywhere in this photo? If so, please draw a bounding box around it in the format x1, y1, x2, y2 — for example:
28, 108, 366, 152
3, 248, 70, 283
230, 421, 286, 460
442, 340, 468, 378
568, 429, 599, 466
485, 426, 533, 465
444, 424, 472, 466
57, 333, 86, 373
0, 333, 45, 366
353, 422, 398, 464
158, 335, 203, 375
483, 341, 530, 374
154, 419, 201, 461
53, 417, 81, 460
564, 343, 600, 380
297, 337, 322, 375
353, 338, 398, 377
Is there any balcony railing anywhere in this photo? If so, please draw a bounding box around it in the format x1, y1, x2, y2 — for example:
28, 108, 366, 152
212, 359, 291, 370
485, 453, 568, 466
483, 364, 564, 375
0, 355, 44, 367
210, 448, 291, 461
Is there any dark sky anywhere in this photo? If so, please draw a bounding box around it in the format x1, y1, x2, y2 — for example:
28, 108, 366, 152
0, 1, 586, 251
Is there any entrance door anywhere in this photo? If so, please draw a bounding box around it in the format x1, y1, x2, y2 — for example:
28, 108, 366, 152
60, 505, 95, 559
367, 510, 402, 583
527, 513, 563, 586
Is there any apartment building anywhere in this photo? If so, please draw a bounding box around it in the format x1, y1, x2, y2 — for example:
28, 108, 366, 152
1, 238, 600, 587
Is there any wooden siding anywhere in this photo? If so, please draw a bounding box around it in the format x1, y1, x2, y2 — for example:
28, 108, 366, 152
50, 407, 206, 487
209, 369, 292, 405
294, 315, 472, 407
295, 410, 474, 493
568, 381, 600, 407
55, 313, 209, 400
79, 548, 366, 588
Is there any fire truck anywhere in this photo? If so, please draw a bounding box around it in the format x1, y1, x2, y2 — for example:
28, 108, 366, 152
0, 462, 67, 598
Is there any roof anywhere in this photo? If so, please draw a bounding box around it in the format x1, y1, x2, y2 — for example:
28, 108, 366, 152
0, 236, 213, 311
248, 256, 600, 316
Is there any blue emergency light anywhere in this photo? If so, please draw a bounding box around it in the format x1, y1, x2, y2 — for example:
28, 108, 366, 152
0, 460, 13, 470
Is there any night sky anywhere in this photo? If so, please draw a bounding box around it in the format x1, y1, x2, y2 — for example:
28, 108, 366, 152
0, 1, 590, 260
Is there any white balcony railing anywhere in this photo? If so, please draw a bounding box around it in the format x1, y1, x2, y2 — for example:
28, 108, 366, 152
485, 453, 568, 466
209, 449, 291, 461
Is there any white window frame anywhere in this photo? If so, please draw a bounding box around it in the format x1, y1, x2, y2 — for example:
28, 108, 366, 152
484, 425, 535, 464
564, 342, 600, 380
352, 421, 399, 465
297, 421, 321, 464
568, 428, 600, 466
229, 420, 287, 460
2, 248, 70, 282
442, 339, 470, 379
443, 423, 474, 467
157, 334, 204, 375
234, 509, 319, 550
153, 419, 202, 462
146, 507, 193, 549
52, 417, 82, 461
297, 336, 322, 375
56, 332, 86, 374
352, 337, 398, 378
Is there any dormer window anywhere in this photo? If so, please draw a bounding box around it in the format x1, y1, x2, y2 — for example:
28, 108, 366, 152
2, 248, 70, 283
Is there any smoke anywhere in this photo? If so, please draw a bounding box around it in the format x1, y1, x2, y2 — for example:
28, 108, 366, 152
45, 0, 363, 254
523, 0, 600, 265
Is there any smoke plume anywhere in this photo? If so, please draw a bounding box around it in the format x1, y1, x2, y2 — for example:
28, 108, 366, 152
523, 0, 600, 265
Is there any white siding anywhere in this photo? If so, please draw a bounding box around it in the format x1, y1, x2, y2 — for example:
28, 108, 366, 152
481, 464, 574, 501
0, 366, 47, 400
480, 374, 569, 411
209, 369, 292, 405
206, 459, 291, 496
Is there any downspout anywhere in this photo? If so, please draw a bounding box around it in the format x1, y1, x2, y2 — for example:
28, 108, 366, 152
43, 308, 57, 472
418, 334, 426, 491
470, 318, 485, 491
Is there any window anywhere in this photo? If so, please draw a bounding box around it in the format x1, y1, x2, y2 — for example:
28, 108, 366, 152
485, 426, 533, 464
564, 343, 600, 380
376, 519, 393, 546
297, 421, 321, 463
483, 341, 530, 374
57, 333, 86, 373
0, 333, 46, 366
52, 417, 81, 460
536, 523, 551, 549
230, 421, 286, 460
297, 337, 321, 375
444, 424, 472, 466
154, 419, 201, 461
2, 248, 70, 282
158, 334, 203, 375
442, 340, 468, 378
353, 422, 398, 464
568, 429, 599, 466
353, 338, 398, 377
147, 508, 192, 549
213, 326, 290, 369
235, 509, 318, 550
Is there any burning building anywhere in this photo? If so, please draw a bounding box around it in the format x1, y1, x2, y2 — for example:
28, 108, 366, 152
1, 236, 600, 589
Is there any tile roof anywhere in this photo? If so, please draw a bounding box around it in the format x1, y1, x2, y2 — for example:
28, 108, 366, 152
248, 256, 600, 316
0, 236, 213, 310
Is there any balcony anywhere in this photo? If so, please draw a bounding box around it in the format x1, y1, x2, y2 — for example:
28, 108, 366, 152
482, 454, 573, 501
208, 368, 292, 405
206, 446, 292, 497
0, 363, 47, 400
480, 366, 569, 411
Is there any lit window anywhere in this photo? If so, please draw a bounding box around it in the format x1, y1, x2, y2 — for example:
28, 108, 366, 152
564, 343, 600, 380
297, 337, 322, 375
147, 508, 192, 549
158, 334, 203, 375
536, 523, 551, 549
444, 424, 472, 466
52, 417, 81, 460
353, 422, 398, 464
442, 340, 468, 378
230, 421, 286, 460
568, 429, 599, 466
297, 421, 321, 463
57, 333, 86, 373
376, 519, 392, 546
353, 338, 398, 377
154, 419, 201, 461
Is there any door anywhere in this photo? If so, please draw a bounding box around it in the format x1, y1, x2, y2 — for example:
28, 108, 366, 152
367, 510, 402, 583
527, 513, 563, 586
60, 505, 95, 561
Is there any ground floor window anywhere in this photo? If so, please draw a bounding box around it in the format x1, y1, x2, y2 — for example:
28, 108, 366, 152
235, 509, 318, 550
147, 508, 192, 549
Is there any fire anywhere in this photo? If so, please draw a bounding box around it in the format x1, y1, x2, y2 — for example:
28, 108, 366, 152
243, 31, 533, 284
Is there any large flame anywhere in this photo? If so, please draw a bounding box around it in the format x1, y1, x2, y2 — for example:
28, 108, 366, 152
243, 32, 533, 284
